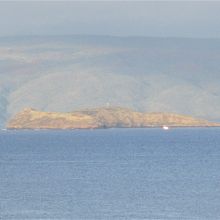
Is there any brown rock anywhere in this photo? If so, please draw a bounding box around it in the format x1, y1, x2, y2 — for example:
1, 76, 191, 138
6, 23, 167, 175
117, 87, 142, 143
6, 107, 220, 129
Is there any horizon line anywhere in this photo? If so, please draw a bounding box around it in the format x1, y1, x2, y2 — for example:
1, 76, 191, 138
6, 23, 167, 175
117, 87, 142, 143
0, 34, 220, 41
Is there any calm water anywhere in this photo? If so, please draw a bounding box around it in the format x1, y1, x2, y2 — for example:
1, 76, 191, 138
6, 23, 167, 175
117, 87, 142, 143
0, 128, 220, 220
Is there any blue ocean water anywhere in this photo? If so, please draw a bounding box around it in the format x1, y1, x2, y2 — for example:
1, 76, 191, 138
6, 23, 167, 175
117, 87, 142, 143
0, 128, 220, 220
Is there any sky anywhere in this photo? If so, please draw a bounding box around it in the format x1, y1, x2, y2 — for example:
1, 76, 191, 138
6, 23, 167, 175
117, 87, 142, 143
0, 1, 220, 38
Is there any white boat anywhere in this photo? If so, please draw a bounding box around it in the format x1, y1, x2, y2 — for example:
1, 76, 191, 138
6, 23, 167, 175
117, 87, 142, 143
162, 126, 169, 130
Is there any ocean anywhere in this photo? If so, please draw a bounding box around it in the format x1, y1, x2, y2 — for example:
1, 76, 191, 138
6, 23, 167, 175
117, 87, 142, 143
0, 128, 220, 219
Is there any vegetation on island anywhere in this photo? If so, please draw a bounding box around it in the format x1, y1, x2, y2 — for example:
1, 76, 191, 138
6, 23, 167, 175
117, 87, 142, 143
7, 107, 220, 129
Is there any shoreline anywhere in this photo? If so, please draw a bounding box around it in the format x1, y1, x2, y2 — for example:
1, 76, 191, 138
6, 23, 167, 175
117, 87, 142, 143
4, 125, 220, 131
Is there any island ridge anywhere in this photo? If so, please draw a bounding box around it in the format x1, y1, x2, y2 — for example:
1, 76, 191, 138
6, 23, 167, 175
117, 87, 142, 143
6, 107, 220, 129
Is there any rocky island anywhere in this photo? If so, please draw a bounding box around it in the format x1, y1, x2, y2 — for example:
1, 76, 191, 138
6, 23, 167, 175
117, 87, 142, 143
6, 107, 220, 129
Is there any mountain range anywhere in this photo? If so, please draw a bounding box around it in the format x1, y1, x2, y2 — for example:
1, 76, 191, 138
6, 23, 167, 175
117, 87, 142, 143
1, 35, 220, 127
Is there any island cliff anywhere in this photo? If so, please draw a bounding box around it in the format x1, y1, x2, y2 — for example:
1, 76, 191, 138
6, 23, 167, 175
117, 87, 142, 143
6, 107, 220, 129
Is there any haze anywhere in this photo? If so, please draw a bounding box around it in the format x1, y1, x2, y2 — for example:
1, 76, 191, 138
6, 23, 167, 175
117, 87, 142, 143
1, 2, 220, 127
0, 1, 220, 38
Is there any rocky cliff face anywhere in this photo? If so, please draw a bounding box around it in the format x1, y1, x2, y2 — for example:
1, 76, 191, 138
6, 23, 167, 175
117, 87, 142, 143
6, 107, 220, 129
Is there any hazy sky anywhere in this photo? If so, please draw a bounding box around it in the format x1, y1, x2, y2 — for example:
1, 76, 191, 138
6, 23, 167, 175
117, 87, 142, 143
0, 1, 220, 38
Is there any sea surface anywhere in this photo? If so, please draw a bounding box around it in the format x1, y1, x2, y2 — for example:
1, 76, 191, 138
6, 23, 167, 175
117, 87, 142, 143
0, 128, 220, 220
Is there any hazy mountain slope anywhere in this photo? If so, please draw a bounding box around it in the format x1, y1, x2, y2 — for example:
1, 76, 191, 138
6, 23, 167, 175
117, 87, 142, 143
1, 35, 220, 127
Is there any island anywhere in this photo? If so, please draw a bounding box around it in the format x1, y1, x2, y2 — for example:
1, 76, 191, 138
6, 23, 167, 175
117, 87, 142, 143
6, 107, 220, 129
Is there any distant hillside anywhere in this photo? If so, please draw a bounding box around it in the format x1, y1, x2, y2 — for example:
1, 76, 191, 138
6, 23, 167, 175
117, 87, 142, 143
7, 107, 220, 129
1, 35, 220, 127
